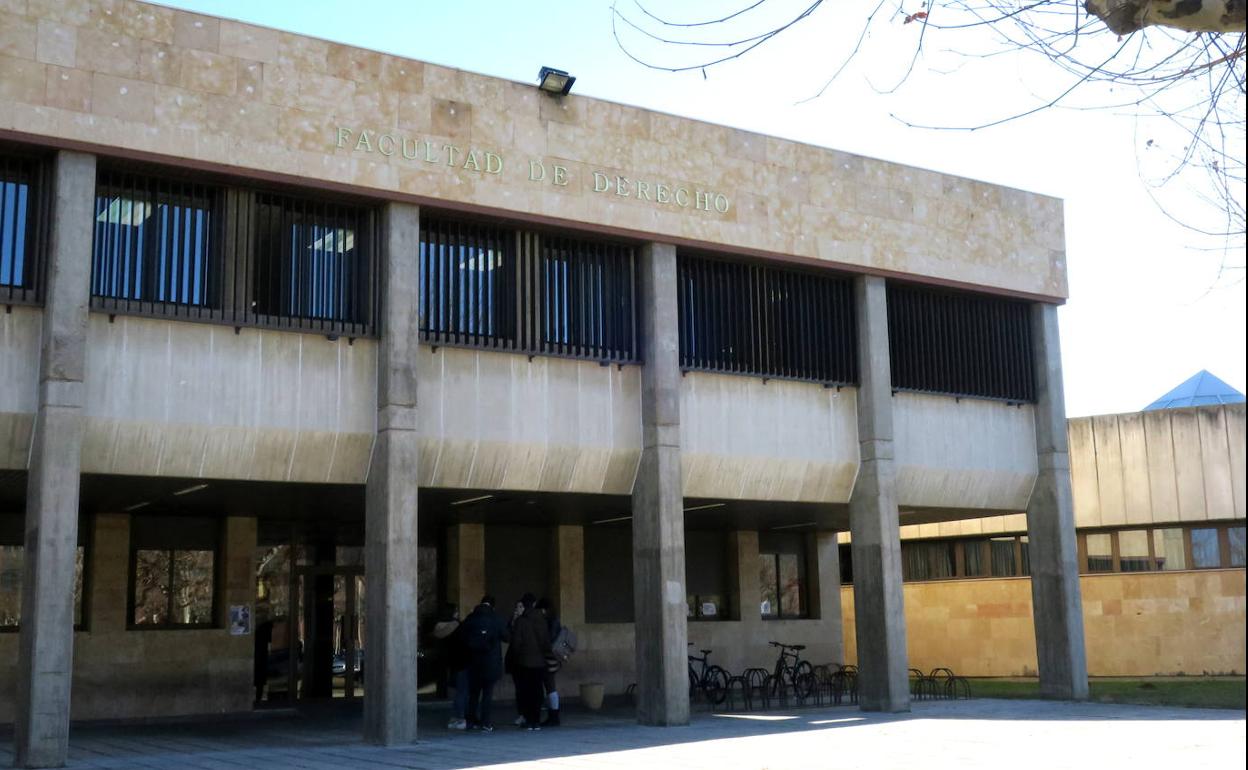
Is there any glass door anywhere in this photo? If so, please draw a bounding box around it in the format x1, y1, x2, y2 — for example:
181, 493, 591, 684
292, 564, 364, 701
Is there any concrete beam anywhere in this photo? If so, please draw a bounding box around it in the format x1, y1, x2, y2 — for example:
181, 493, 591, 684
363, 202, 421, 745
847, 275, 910, 712
631, 242, 689, 726
15, 150, 95, 769
1026, 303, 1089, 700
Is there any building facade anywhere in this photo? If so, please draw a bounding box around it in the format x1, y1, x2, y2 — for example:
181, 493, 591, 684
849, 402, 1246, 678
2, 1, 1088, 766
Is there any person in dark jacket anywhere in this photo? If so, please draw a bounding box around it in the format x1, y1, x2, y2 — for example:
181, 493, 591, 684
535, 597, 563, 726
460, 595, 509, 732
505, 598, 525, 726
432, 603, 468, 730
509, 593, 553, 730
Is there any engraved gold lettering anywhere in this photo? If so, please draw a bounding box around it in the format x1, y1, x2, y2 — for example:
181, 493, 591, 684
553, 165, 568, 186
656, 183, 670, 203
377, 134, 396, 156
593, 172, 610, 193
336, 126, 353, 148
615, 176, 630, 197
714, 194, 730, 213
695, 190, 712, 211
354, 130, 373, 152
486, 152, 504, 174
445, 145, 461, 166
423, 141, 439, 163
529, 159, 546, 181
636, 180, 651, 200
402, 138, 419, 160
463, 150, 481, 171
675, 187, 690, 207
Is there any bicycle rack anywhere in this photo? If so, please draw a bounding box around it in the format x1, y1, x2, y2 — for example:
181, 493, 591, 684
945, 676, 972, 700
741, 668, 769, 711
724, 675, 749, 711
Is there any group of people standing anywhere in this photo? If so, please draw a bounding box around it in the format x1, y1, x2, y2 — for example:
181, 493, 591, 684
433, 592, 566, 732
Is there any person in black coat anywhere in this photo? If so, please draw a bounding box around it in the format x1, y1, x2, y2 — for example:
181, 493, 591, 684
509, 593, 553, 730
459, 595, 509, 731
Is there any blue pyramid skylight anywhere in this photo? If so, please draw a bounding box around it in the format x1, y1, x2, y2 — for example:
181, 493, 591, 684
1144, 370, 1245, 411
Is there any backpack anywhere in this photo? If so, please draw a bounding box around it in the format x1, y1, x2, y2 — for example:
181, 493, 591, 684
551, 625, 577, 661
464, 614, 494, 653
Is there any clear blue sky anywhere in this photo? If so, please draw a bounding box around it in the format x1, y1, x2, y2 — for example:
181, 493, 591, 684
156, 0, 1246, 416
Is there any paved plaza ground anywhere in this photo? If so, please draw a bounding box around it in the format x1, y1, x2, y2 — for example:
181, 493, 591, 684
2, 699, 1243, 770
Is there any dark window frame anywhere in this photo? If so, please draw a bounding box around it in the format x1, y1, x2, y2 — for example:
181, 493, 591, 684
126, 516, 221, 631
677, 252, 858, 387
1074, 524, 1243, 574
759, 533, 810, 620
887, 281, 1036, 403
0, 146, 51, 306
91, 169, 220, 312
89, 161, 382, 338
0, 514, 92, 632
419, 213, 641, 364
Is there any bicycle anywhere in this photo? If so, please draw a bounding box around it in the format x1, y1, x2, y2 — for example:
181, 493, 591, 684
768, 641, 814, 700
687, 644, 730, 705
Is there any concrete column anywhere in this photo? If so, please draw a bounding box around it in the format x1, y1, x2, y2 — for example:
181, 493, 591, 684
727, 531, 761, 622
15, 150, 95, 769
1026, 303, 1089, 700
631, 242, 689, 726
223, 517, 259, 709
811, 532, 845, 664
445, 522, 485, 614
88, 515, 129, 634
551, 525, 585, 626
847, 275, 910, 713
363, 202, 421, 745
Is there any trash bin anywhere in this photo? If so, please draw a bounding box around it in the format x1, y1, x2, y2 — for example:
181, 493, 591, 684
580, 682, 605, 711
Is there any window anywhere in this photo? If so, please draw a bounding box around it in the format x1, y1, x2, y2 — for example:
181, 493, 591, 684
129, 516, 218, 629
0, 515, 88, 630
1118, 529, 1153, 572
420, 215, 639, 362
678, 253, 857, 386
252, 192, 374, 327
420, 216, 513, 345
541, 234, 636, 359
759, 533, 808, 618
92, 170, 216, 307
1152, 528, 1187, 571
887, 282, 1035, 402
1190, 528, 1221, 569
990, 537, 1019, 577
1, 150, 46, 304
961, 539, 988, 577
686, 530, 728, 620
88, 163, 381, 336
1085, 533, 1114, 573
1229, 527, 1246, 568
902, 540, 956, 581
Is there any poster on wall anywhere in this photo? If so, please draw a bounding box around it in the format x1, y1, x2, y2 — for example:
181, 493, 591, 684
229, 604, 252, 636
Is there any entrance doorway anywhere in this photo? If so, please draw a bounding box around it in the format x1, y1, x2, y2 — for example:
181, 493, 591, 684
292, 565, 366, 701
254, 542, 367, 706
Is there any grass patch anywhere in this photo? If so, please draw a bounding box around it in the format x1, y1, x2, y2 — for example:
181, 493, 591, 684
968, 677, 1246, 710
